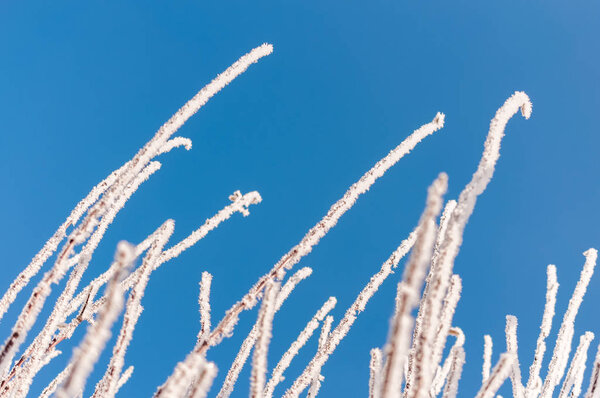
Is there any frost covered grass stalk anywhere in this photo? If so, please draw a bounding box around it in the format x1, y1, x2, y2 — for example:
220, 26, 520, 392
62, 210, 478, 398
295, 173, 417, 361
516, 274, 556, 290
56, 242, 134, 398
483, 335, 493, 384
380, 174, 448, 398
250, 281, 279, 398
1, 41, 599, 398
92, 221, 174, 398
282, 229, 419, 398
526, 265, 558, 397
198, 272, 213, 346
441, 329, 465, 398
216, 267, 313, 398
370, 348, 383, 398
306, 314, 333, 398
263, 297, 336, 398
195, 111, 445, 357
0, 43, 269, 397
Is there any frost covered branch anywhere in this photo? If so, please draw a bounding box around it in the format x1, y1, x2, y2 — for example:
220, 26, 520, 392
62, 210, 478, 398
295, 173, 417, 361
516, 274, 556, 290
3, 47, 599, 398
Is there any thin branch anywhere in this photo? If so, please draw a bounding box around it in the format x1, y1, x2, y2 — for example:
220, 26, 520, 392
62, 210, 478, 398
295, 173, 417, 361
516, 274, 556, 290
115, 366, 134, 395
283, 228, 418, 398
264, 297, 336, 398
431, 327, 464, 398
442, 345, 465, 398
383, 174, 448, 398
526, 264, 559, 396
188, 361, 218, 398
475, 353, 516, 398
198, 272, 213, 346
584, 343, 600, 398
431, 274, 462, 373
307, 315, 334, 398
57, 242, 135, 398
153, 352, 215, 398
541, 249, 597, 398
216, 268, 313, 398
4, 161, 162, 398
505, 315, 524, 398
483, 335, 493, 384
68, 190, 261, 318
250, 281, 280, 398
199, 113, 445, 354
0, 164, 124, 324
92, 221, 174, 398
369, 348, 383, 398
559, 332, 594, 398
39, 364, 73, 398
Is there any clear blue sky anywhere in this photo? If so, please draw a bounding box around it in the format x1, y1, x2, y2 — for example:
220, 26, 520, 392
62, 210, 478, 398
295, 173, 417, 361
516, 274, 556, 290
1, 1, 599, 397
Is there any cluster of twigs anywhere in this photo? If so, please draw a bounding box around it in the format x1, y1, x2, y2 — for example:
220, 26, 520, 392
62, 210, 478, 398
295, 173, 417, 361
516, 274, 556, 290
0, 43, 598, 398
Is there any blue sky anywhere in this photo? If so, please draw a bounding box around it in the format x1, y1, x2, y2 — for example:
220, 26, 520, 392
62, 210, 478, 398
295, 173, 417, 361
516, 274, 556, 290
1, 1, 599, 397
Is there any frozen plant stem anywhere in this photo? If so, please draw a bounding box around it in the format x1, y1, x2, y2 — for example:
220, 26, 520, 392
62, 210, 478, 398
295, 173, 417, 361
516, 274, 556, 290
483, 335, 493, 384
198, 113, 445, 354
381, 174, 448, 398
526, 265, 558, 397
283, 228, 419, 398
541, 249, 597, 398
308, 315, 334, 398
56, 242, 135, 398
250, 281, 280, 398
92, 221, 174, 398
0, 41, 271, 393
263, 297, 336, 398
10, 59, 599, 398
216, 268, 313, 398
198, 272, 213, 346
476, 354, 516, 398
